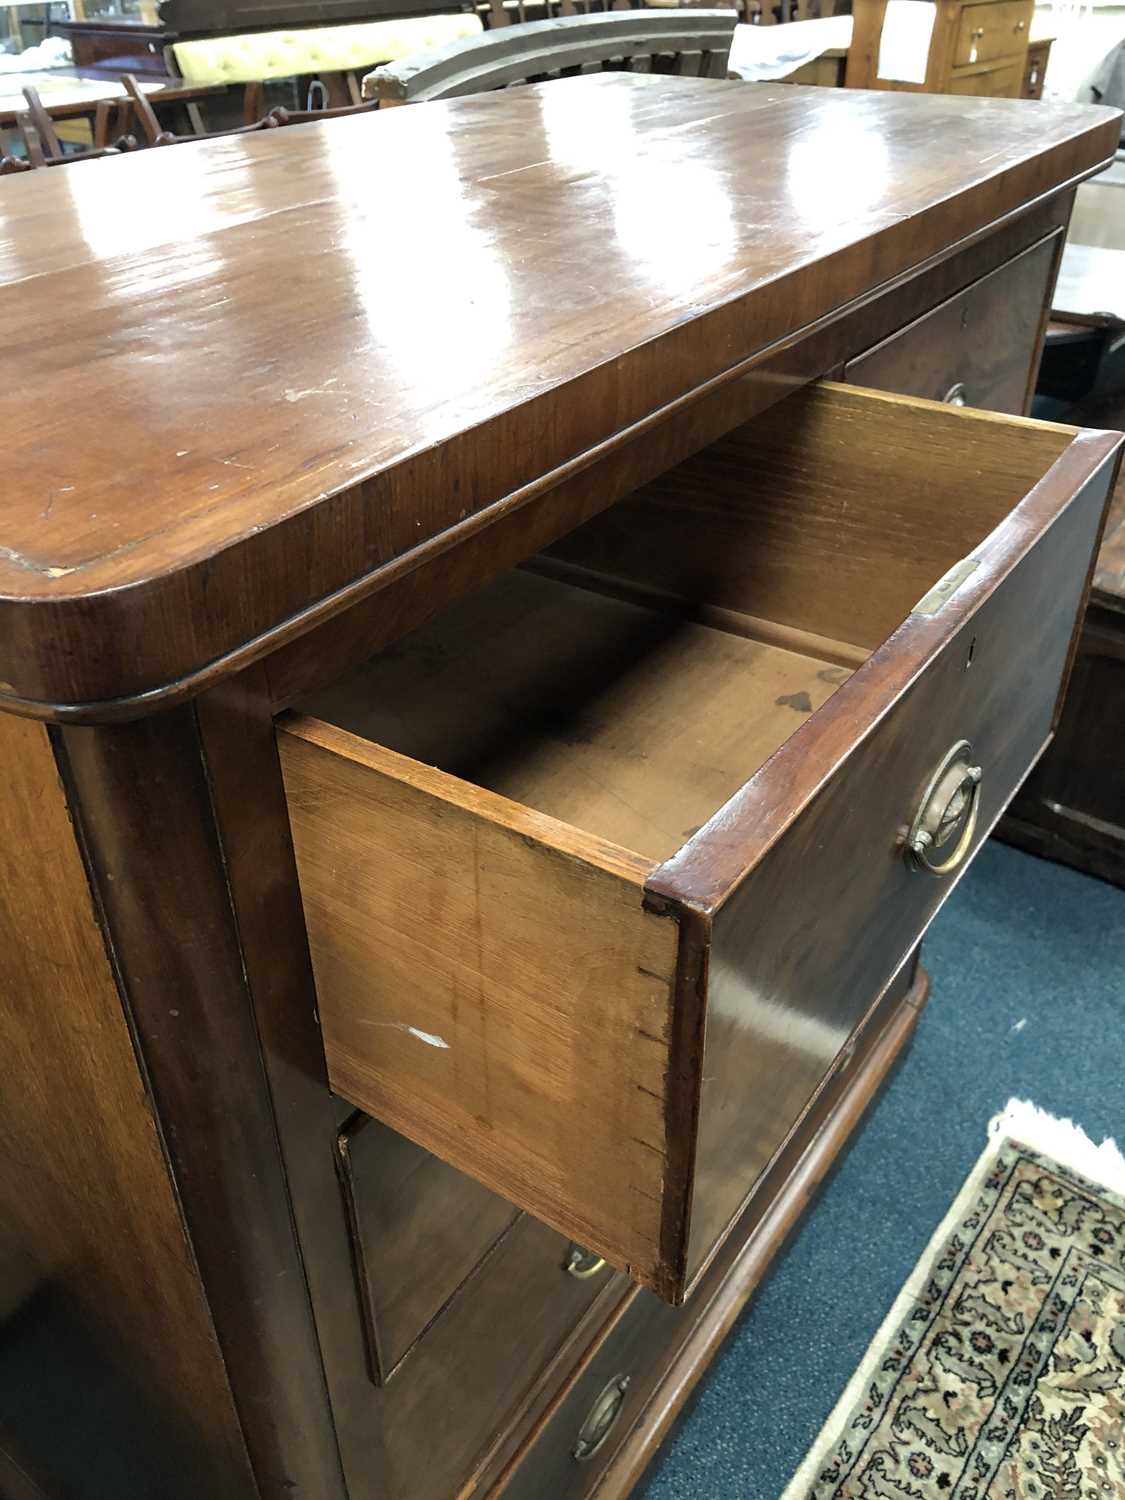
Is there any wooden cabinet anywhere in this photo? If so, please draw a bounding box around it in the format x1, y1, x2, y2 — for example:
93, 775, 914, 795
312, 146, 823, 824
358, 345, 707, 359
848, 0, 1034, 96
0, 77, 1119, 1500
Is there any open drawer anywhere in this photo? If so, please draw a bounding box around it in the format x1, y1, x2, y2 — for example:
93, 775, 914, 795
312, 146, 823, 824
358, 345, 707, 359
278, 383, 1121, 1304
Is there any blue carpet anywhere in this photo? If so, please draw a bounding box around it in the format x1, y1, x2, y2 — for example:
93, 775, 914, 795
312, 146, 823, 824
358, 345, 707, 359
638, 840, 1125, 1500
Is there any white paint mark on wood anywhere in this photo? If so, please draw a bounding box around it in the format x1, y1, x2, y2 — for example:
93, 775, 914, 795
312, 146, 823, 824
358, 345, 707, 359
357, 1019, 451, 1049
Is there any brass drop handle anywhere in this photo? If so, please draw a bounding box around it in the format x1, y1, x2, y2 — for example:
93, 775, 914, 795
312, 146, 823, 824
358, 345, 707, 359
942, 381, 968, 406
565, 1243, 607, 1279
573, 1375, 630, 1461
971, 25, 985, 36
906, 740, 982, 876
1014, 18, 1026, 28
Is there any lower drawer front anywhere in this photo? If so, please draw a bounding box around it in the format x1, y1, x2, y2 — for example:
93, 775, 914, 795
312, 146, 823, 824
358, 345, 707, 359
499, 1290, 668, 1500
954, 0, 1031, 65
950, 57, 1025, 96
377, 1211, 618, 1499
280, 383, 1120, 1306
843, 234, 1058, 413
338, 1113, 520, 1382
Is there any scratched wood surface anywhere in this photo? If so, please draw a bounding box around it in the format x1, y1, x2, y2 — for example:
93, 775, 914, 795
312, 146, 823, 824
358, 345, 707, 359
0, 75, 1116, 715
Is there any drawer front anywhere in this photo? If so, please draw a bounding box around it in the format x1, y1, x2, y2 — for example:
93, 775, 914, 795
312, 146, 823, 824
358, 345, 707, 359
281, 385, 1119, 1305
950, 57, 1025, 96
498, 1290, 668, 1499
338, 1114, 520, 1382
843, 234, 1059, 414
378, 1214, 618, 1499
668, 418, 1116, 1283
954, 0, 1031, 66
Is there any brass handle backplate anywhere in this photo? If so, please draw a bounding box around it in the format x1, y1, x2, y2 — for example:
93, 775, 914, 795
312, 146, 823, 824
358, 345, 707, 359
907, 740, 982, 876
565, 1243, 607, 1280
573, 1375, 630, 1462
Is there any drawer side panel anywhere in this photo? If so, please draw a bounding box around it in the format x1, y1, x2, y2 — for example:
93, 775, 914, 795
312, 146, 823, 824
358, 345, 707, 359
278, 724, 681, 1288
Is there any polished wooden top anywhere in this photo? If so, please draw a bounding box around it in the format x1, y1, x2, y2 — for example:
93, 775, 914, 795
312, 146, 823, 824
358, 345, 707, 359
0, 75, 1118, 718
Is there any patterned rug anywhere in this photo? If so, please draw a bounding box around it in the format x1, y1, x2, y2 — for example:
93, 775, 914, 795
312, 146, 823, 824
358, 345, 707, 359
783, 1103, 1125, 1500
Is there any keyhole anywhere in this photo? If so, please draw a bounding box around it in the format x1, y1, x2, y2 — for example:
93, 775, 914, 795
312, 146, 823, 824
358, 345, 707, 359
965, 635, 977, 670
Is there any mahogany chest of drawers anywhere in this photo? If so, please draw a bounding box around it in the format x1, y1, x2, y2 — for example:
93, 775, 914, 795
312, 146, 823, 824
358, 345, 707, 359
0, 78, 1120, 1500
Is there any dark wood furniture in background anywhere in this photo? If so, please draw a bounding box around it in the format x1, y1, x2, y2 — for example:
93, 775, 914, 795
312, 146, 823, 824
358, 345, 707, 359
0, 73, 224, 135
0, 78, 1119, 1500
56, 16, 175, 76
1023, 32, 1052, 98
847, 0, 1033, 96
156, 0, 479, 37
1001, 389, 1125, 887
368, 9, 737, 102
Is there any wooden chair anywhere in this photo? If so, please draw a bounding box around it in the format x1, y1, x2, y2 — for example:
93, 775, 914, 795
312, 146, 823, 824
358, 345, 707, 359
19, 87, 135, 160
12, 91, 135, 169
121, 73, 281, 146
845, 0, 1032, 97
367, 9, 739, 105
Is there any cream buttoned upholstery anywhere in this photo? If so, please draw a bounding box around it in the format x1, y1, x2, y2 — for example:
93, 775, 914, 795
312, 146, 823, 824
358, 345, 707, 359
171, 14, 482, 86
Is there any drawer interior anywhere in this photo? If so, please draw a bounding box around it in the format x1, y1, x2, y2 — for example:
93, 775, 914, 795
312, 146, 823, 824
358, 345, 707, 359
296, 567, 855, 866
294, 385, 1077, 870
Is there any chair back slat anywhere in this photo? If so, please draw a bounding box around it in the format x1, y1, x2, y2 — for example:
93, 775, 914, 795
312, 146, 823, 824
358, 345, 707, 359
121, 74, 280, 146
19, 88, 62, 160
367, 10, 738, 105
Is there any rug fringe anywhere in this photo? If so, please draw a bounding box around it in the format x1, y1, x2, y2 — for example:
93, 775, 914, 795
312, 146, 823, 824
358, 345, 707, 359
989, 1097, 1125, 1196
778, 1100, 1125, 1500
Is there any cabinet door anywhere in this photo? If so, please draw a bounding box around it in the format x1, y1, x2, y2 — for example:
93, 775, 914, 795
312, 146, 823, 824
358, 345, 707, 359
844, 233, 1060, 414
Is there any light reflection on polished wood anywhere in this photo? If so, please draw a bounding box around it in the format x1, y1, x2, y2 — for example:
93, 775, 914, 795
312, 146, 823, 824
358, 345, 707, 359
0, 75, 1117, 714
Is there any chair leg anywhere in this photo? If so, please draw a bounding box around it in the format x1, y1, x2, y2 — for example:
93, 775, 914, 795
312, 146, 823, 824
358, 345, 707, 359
93, 99, 115, 149
243, 80, 264, 125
